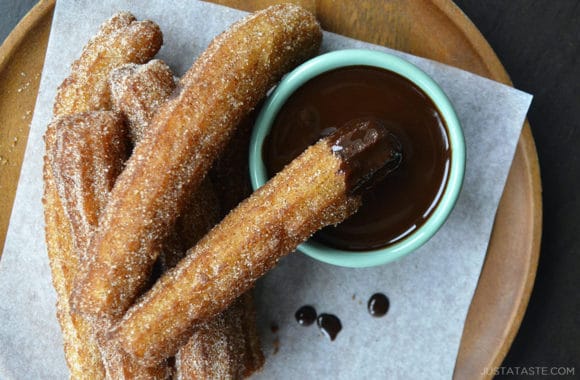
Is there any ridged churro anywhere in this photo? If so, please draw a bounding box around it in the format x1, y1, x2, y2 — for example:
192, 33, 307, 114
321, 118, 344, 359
53, 12, 163, 118
45, 112, 170, 380
43, 11, 164, 379
43, 166, 106, 379
96, 317, 172, 380
175, 293, 263, 379
112, 119, 403, 365
72, 4, 322, 322
110, 59, 176, 144
46, 112, 129, 260
109, 59, 263, 378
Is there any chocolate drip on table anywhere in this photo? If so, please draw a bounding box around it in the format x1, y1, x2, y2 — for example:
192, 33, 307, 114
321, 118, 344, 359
317, 314, 342, 341
368, 293, 390, 317
295, 305, 317, 326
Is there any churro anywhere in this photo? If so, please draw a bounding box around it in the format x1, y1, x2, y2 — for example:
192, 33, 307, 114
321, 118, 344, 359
112, 119, 403, 365
43, 11, 163, 378
110, 60, 176, 144
43, 166, 106, 379
53, 12, 162, 118
46, 111, 129, 260
45, 111, 170, 380
110, 60, 263, 378
175, 293, 263, 379
72, 4, 322, 321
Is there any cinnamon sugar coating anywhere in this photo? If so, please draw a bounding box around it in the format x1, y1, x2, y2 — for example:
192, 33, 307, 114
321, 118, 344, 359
72, 4, 322, 321
110, 60, 176, 144
43, 165, 106, 379
108, 57, 263, 378
45, 111, 169, 379
43, 11, 165, 379
46, 111, 129, 261
53, 12, 162, 117
175, 293, 264, 380
112, 140, 361, 365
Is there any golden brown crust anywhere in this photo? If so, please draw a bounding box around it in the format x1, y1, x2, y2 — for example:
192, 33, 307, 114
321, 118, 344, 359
73, 4, 322, 321
53, 13, 163, 117
175, 294, 264, 380
47, 111, 170, 378
95, 318, 172, 380
108, 61, 264, 380
112, 139, 361, 365
46, 112, 129, 261
175, 301, 244, 380
43, 11, 164, 379
238, 292, 265, 377
45, 111, 169, 379
169, 288, 264, 380
43, 164, 106, 379
110, 60, 176, 144
107, 57, 263, 378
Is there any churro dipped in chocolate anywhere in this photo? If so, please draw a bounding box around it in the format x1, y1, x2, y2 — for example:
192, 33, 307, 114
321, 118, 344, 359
109, 55, 264, 377
72, 4, 322, 321
109, 60, 264, 378
110, 59, 175, 144
43, 11, 164, 379
112, 119, 403, 365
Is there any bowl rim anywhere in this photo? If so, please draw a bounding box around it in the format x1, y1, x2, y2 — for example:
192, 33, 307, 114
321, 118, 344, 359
249, 49, 465, 268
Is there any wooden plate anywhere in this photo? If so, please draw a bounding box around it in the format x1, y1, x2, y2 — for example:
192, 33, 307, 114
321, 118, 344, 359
0, 0, 541, 378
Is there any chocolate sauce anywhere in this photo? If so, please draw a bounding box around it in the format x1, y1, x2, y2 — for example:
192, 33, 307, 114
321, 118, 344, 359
317, 313, 342, 341
264, 66, 451, 251
368, 293, 390, 317
327, 118, 402, 194
295, 305, 317, 326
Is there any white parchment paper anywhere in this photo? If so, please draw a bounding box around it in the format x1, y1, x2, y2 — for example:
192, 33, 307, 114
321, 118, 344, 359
0, 1, 532, 379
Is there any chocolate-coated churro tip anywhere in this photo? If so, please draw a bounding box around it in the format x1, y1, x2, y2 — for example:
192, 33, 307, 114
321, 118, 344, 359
327, 118, 403, 194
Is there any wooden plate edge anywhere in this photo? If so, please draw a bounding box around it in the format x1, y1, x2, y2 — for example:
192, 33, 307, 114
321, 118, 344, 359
0, 0, 54, 72
0, 0, 55, 253
430, 0, 542, 376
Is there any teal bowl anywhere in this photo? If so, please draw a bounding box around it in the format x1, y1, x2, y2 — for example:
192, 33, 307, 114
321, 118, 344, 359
249, 49, 465, 268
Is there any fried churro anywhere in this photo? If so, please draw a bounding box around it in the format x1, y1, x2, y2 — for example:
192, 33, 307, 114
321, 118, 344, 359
46, 112, 129, 260
112, 119, 403, 365
109, 59, 263, 378
53, 12, 163, 118
43, 11, 164, 379
72, 4, 322, 322
175, 293, 263, 380
45, 111, 170, 380
110, 59, 176, 144
43, 166, 106, 379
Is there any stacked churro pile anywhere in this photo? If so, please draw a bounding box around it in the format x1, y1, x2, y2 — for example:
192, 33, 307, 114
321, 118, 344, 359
43, 4, 401, 379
